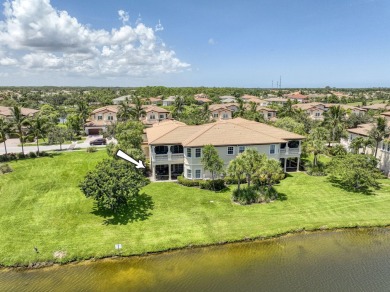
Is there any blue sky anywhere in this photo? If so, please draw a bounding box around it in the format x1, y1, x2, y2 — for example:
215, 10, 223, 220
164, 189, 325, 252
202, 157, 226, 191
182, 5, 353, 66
0, 0, 389, 87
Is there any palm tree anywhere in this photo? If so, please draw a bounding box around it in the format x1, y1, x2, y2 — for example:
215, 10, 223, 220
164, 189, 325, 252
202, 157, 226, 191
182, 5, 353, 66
117, 100, 132, 121
306, 127, 327, 167
227, 157, 245, 191
0, 117, 12, 155
323, 105, 347, 143
350, 136, 364, 154
257, 159, 284, 194
172, 96, 184, 118
235, 97, 246, 117
28, 116, 48, 156
130, 97, 146, 121
11, 106, 29, 154
369, 117, 390, 157
76, 99, 89, 125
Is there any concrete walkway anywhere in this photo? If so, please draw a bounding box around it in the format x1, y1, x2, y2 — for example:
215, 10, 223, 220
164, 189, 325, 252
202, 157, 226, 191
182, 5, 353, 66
0, 136, 116, 155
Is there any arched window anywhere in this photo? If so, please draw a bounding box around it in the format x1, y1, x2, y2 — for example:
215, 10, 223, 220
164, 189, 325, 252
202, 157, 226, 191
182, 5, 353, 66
170, 145, 183, 154
154, 146, 168, 154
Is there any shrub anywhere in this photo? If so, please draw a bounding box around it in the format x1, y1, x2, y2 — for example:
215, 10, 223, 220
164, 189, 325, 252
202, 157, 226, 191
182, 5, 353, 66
305, 161, 327, 176
224, 176, 246, 185
28, 151, 37, 158
39, 151, 49, 157
0, 163, 13, 174
177, 175, 200, 187
232, 187, 261, 205
86, 147, 97, 153
16, 152, 25, 159
199, 179, 225, 191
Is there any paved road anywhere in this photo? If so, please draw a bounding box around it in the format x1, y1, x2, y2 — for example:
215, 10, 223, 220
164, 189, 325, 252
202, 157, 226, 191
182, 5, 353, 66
0, 136, 116, 155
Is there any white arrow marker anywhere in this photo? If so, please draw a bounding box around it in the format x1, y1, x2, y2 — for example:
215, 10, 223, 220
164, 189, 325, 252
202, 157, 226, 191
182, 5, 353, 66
116, 149, 145, 169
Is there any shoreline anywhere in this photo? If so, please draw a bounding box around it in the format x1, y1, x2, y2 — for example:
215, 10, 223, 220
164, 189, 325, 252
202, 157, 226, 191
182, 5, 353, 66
2, 224, 389, 271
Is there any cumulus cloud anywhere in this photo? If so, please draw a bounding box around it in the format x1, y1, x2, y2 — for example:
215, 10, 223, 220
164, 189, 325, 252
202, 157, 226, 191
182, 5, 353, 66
155, 20, 164, 32
0, 0, 189, 78
118, 10, 129, 24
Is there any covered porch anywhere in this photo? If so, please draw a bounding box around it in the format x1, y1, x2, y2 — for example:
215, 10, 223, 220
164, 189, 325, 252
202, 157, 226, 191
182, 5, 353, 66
280, 157, 300, 172
152, 163, 184, 181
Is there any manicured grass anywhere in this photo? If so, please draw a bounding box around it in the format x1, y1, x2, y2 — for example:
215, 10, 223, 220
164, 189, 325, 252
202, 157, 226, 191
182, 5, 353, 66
1, 151, 390, 266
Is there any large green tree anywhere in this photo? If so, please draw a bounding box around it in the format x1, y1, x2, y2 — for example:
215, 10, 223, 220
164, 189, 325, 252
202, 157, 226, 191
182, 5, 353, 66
227, 156, 246, 191
328, 153, 382, 192
256, 158, 285, 194
323, 105, 347, 143
274, 117, 305, 135
80, 159, 150, 214
0, 117, 12, 155
11, 106, 29, 154
239, 149, 266, 187
27, 116, 49, 155
369, 117, 390, 157
129, 97, 146, 121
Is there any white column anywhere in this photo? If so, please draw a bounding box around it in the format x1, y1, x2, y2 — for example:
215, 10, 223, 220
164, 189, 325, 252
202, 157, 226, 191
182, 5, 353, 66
168, 164, 172, 180
297, 157, 300, 172
168, 145, 172, 161
152, 164, 156, 181
284, 158, 287, 172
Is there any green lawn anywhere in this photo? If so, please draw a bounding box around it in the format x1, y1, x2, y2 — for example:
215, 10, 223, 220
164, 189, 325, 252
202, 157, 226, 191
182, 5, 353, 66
1, 151, 390, 267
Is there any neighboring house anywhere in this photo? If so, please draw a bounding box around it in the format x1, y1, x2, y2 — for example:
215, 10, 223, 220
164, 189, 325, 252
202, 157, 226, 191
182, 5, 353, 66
221, 97, 237, 103
146, 118, 305, 181
142, 105, 170, 126
209, 104, 234, 120
284, 93, 310, 103
84, 105, 118, 135
263, 98, 289, 106
0, 106, 39, 122
241, 94, 268, 106
257, 106, 277, 120
194, 93, 212, 104
162, 96, 178, 106
341, 122, 390, 177
324, 104, 367, 117
362, 103, 390, 113
219, 95, 236, 101
293, 102, 327, 120
143, 97, 162, 106
112, 95, 133, 105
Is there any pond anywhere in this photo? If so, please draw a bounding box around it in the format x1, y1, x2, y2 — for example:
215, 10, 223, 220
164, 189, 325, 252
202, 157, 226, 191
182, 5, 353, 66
1, 228, 390, 291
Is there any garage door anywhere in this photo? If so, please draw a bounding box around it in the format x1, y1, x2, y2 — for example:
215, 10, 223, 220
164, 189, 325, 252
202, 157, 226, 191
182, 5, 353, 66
88, 128, 100, 135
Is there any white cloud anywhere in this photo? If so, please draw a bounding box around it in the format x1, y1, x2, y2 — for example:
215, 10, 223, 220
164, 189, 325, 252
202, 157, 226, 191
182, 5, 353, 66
208, 38, 216, 45
0, 0, 189, 78
118, 10, 129, 25
155, 20, 164, 32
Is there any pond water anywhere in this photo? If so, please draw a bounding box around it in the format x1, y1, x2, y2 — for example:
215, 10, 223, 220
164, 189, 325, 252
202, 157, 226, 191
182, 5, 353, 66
1, 228, 390, 291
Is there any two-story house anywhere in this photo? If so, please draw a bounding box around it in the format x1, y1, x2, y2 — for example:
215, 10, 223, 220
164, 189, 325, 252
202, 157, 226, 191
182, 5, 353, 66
209, 104, 234, 120
342, 121, 390, 177
293, 102, 327, 120
142, 105, 170, 126
84, 105, 118, 135
0, 106, 39, 122
146, 118, 305, 181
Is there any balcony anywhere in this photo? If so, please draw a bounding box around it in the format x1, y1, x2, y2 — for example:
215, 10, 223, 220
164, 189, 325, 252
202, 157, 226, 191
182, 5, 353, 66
280, 148, 300, 155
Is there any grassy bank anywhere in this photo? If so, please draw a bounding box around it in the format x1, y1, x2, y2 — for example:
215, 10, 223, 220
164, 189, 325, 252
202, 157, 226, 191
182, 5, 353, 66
0, 151, 390, 267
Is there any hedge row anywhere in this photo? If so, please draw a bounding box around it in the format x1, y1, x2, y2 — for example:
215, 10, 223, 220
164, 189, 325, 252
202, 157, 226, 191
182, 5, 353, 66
177, 175, 226, 191
0, 151, 51, 162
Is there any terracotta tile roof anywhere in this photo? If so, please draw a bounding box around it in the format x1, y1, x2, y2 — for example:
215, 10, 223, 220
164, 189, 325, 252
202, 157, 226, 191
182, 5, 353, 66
209, 104, 234, 112
264, 98, 289, 102
146, 117, 305, 147
293, 102, 326, 111
0, 106, 39, 117
381, 111, 390, 117
143, 105, 169, 113
362, 104, 389, 110
347, 121, 390, 137
91, 105, 119, 114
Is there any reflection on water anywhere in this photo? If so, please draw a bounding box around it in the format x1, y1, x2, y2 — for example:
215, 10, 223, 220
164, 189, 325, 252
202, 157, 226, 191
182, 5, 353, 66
1, 228, 390, 292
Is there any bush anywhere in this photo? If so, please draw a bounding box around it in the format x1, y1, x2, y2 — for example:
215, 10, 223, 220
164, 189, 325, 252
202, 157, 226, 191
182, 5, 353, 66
39, 151, 49, 157
199, 179, 225, 191
16, 152, 25, 159
305, 161, 327, 176
224, 176, 246, 185
86, 147, 97, 153
28, 151, 37, 158
0, 163, 13, 174
177, 175, 200, 187
232, 187, 261, 205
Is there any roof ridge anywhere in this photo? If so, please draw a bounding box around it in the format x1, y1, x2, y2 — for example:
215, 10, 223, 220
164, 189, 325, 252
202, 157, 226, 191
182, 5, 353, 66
182, 123, 217, 146
147, 123, 184, 144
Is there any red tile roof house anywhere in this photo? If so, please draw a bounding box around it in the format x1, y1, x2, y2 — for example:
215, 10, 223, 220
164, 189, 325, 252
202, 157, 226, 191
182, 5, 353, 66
341, 121, 390, 177
146, 118, 305, 181
0, 106, 39, 121
283, 93, 310, 103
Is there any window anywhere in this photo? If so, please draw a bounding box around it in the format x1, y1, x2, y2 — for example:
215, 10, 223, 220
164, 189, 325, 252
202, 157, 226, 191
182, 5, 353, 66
268, 113, 272, 117
270, 144, 276, 154
222, 113, 229, 119
107, 115, 113, 121
150, 114, 156, 120
227, 146, 234, 155
195, 148, 201, 158
195, 170, 201, 179
315, 112, 321, 117
187, 169, 192, 178
238, 146, 245, 153
170, 145, 183, 154
187, 148, 192, 157
97, 115, 103, 120
159, 114, 165, 119
154, 146, 168, 154
213, 113, 219, 118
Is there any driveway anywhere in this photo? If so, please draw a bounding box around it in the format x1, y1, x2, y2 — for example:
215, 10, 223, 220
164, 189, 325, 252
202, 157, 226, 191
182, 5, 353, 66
0, 136, 117, 155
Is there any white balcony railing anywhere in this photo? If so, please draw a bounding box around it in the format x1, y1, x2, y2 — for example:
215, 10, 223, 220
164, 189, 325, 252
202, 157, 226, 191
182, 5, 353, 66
155, 154, 168, 161
171, 153, 184, 160
280, 148, 300, 155
153, 153, 184, 162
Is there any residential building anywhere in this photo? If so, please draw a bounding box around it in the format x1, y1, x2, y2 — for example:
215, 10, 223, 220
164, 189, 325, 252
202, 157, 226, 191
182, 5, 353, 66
293, 102, 327, 120
241, 95, 268, 106
84, 105, 118, 135
146, 118, 305, 181
284, 93, 310, 103
257, 106, 277, 120
112, 95, 133, 105
209, 104, 234, 120
162, 96, 178, 106
263, 97, 289, 106
194, 93, 212, 104
362, 103, 390, 112
341, 121, 390, 177
142, 105, 170, 126
143, 97, 162, 106
0, 106, 39, 122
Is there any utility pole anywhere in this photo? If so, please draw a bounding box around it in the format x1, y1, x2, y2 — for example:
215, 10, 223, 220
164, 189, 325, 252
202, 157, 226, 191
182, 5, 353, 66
280, 76, 282, 89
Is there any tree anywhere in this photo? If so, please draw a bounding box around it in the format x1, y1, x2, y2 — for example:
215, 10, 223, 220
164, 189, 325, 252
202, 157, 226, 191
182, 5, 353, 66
76, 99, 90, 125
227, 157, 245, 191
328, 153, 382, 192
274, 117, 305, 135
11, 106, 29, 154
66, 113, 82, 138
201, 145, 224, 187
48, 126, 68, 151
172, 96, 185, 118
39, 104, 59, 125
117, 98, 133, 121
368, 117, 390, 157
323, 105, 346, 143
129, 97, 146, 121
235, 97, 246, 117
350, 136, 365, 154
115, 121, 144, 150
256, 158, 285, 194
27, 116, 49, 155
306, 128, 327, 167
239, 149, 266, 187
80, 159, 150, 214
0, 117, 12, 155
